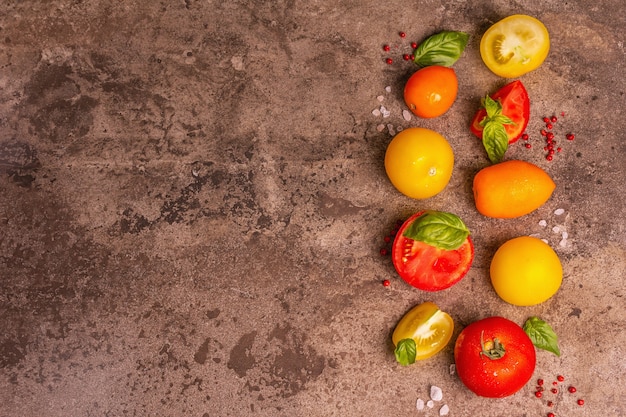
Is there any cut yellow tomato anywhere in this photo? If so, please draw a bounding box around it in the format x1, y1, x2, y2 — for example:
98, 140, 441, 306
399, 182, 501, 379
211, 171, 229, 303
480, 14, 550, 78
392, 301, 454, 365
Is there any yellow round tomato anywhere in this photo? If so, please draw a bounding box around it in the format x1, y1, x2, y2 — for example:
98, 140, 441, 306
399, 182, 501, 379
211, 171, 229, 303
490, 236, 562, 306
480, 14, 550, 78
392, 301, 454, 364
384, 128, 454, 199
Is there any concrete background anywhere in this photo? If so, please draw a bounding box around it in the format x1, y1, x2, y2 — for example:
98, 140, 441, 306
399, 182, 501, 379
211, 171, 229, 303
1, 1, 624, 416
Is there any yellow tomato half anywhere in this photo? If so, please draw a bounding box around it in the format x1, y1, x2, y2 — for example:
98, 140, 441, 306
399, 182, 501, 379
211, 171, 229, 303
384, 128, 454, 199
480, 14, 550, 78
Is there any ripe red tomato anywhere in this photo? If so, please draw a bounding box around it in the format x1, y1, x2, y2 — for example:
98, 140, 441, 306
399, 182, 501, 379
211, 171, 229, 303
470, 80, 530, 144
454, 316, 536, 398
391, 212, 474, 291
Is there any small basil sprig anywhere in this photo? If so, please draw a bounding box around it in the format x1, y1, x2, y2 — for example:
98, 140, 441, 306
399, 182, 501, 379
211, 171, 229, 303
402, 211, 470, 251
479, 95, 515, 163
523, 316, 561, 356
394, 338, 417, 366
413, 31, 469, 67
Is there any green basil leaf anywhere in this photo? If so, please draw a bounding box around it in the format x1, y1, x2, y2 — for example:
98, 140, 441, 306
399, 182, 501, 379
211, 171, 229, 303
413, 31, 469, 67
482, 121, 509, 163
402, 211, 470, 250
394, 338, 417, 366
523, 317, 561, 356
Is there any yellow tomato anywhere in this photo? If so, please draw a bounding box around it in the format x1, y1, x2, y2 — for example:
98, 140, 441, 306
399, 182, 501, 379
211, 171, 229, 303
480, 15, 550, 78
384, 128, 454, 199
490, 236, 563, 306
392, 301, 454, 364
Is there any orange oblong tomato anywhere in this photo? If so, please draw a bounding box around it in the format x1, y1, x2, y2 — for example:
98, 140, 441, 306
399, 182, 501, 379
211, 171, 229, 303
404, 65, 458, 118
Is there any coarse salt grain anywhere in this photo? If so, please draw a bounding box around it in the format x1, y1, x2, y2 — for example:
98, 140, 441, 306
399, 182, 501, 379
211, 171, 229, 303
377, 95, 384, 102
372, 109, 381, 116
402, 109, 412, 121
416, 398, 425, 411
385, 86, 391, 93
439, 404, 450, 416
554, 208, 565, 215
430, 386, 443, 401
427, 400, 434, 408
539, 220, 547, 227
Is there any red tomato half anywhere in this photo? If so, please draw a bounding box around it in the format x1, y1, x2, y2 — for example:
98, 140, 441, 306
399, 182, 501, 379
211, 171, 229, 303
454, 316, 536, 398
470, 80, 530, 144
392, 212, 474, 291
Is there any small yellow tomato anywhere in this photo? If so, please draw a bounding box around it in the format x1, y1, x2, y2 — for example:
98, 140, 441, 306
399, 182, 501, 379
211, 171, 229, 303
384, 128, 454, 199
392, 301, 454, 365
480, 14, 550, 78
490, 236, 563, 306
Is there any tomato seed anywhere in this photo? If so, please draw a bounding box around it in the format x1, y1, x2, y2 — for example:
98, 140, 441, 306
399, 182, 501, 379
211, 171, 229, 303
382, 279, 391, 287
577, 399, 584, 406
557, 375, 565, 382
399, 31, 406, 38
403, 54, 410, 61
383, 44, 390, 51
568, 386, 577, 393
385, 58, 393, 64
411, 42, 418, 49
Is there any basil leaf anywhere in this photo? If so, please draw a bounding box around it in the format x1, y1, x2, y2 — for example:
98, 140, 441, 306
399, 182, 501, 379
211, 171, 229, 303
394, 338, 417, 366
482, 121, 509, 163
402, 211, 470, 250
523, 317, 561, 356
413, 31, 469, 67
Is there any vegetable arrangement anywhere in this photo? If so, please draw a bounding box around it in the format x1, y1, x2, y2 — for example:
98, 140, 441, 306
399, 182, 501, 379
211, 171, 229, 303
376, 14, 580, 403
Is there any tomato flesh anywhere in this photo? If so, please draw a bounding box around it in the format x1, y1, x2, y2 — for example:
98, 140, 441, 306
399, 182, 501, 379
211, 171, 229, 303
454, 316, 536, 398
392, 212, 474, 291
470, 80, 530, 144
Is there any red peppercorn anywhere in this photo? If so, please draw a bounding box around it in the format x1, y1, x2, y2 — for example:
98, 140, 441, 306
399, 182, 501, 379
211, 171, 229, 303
385, 58, 393, 65
399, 31, 406, 38
552, 381, 558, 386
380, 248, 389, 256
543, 117, 550, 123
411, 42, 418, 49
547, 413, 555, 417
403, 54, 410, 61
541, 129, 547, 136
383, 44, 390, 51
547, 401, 554, 407
546, 123, 553, 130
525, 143, 532, 149
535, 391, 543, 398
557, 147, 562, 152
546, 155, 553, 161
568, 386, 577, 393
561, 111, 565, 116
557, 375, 565, 382
382, 279, 391, 287
384, 235, 391, 243
551, 115, 558, 122
577, 399, 584, 406
522, 133, 529, 140
538, 379, 544, 386
551, 388, 558, 394
547, 132, 555, 140
566, 133, 575, 141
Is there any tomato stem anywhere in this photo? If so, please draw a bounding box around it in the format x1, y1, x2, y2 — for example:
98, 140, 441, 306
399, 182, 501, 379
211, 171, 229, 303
479, 331, 506, 360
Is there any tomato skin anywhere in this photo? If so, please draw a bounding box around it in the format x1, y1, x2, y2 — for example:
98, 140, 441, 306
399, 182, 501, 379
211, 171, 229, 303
470, 80, 530, 144
392, 212, 474, 291
454, 316, 536, 398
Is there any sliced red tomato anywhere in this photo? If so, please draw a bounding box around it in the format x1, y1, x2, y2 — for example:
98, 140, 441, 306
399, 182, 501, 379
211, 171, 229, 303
392, 212, 474, 291
470, 80, 530, 144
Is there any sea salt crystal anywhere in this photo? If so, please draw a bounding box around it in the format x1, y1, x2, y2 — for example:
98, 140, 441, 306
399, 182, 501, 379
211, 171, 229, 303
397, 126, 404, 132
377, 95, 385, 102
439, 404, 450, 416
376, 124, 385, 132
416, 398, 425, 410
380, 106, 391, 118
559, 239, 568, 248
430, 385, 443, 401
552, 226, 561, 233
387, 124, 396, 136
539, 220, 547, 227
562, 231, 569, 239
402, 109, 412, 121
541, 238, 549, 244
372, 108, 381, 116
554, 208, 565, 215
427, 400, 434, 408
449, 364, 456, 375
385, 86, 392, 93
